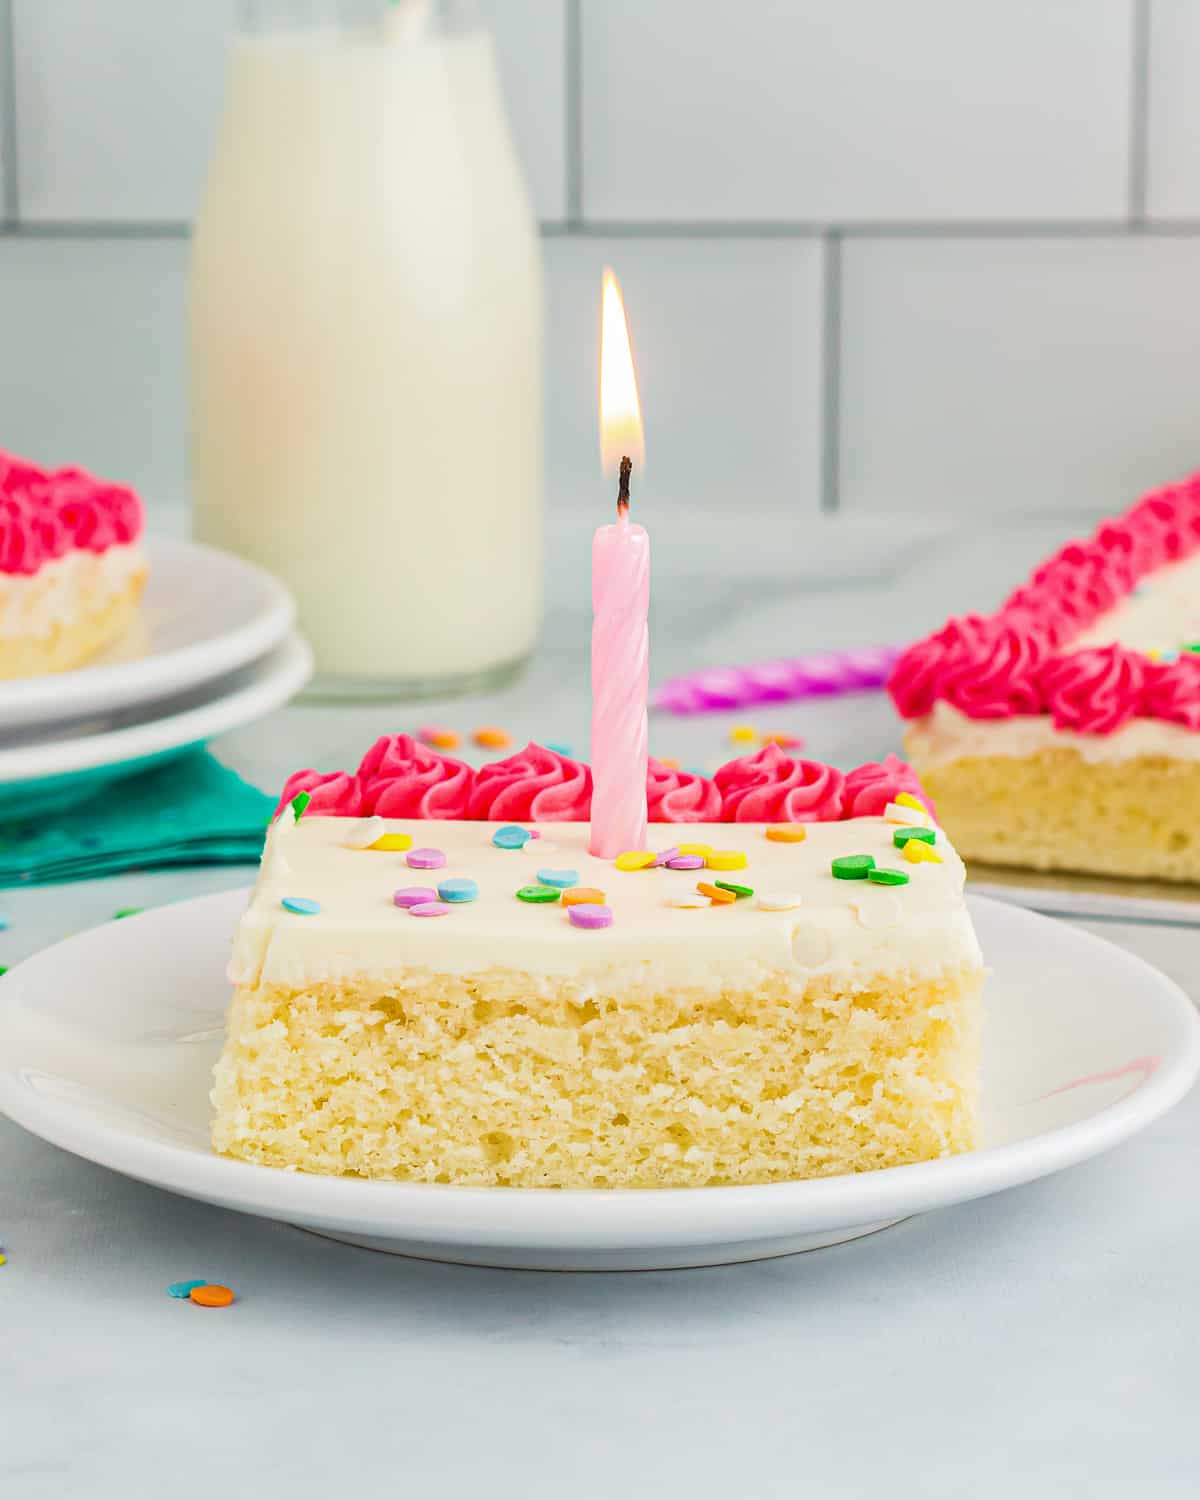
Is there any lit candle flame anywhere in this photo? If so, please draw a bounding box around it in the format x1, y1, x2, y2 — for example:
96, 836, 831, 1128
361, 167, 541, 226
599, 267, 645, 481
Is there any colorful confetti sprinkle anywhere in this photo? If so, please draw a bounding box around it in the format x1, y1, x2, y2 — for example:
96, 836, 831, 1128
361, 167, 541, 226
168, 1279, 208, 1300
831, 855, 875, 880
492, 825, 532, 850
761, 732, 803, 749
757, 892, 803, 911
765, 825, 807, 843
406, 847, 447, 870
369, 832, 414, 852
714, 879, 753, 899
893, 827, 936, 849
344, 816, 386, 849
517, 884, 561, 903
409, 902, 452, 917
665, 855, 706, 871
902, 840, 942, 865
614, 850, 656, 871
189, 1284, 235, 1308
667, 893, 710, 909
536, 868, 579, 888
290, 791, 311, 823
562, 886, 606, 907
729, 725, 758, 744
706, 850, 748, 871
112, 908, 143, 920
568, 903, 614, 929
473, 726, 512, 749
437, 877, 479, 903
697, 881, 737, 905
543, 741, 574, 757
419, 726, 461, 750
884, 801, 930, 828
281, 896, 321, 915
867, 867, 910, 886
677, 842, 714, 858
654, 846, 682, 867
656, 757, 681, 770
393, 886, 439, 908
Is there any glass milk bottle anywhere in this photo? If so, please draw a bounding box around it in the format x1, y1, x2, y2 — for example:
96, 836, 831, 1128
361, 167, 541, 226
190, 0, 542, 696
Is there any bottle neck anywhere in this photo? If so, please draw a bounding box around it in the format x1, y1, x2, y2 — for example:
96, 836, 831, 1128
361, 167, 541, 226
236, 1, 480, 41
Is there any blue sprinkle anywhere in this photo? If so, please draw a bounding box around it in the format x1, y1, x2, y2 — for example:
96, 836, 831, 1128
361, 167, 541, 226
536, 868, 579, 889
437, 877, 479, 903
0, 915, 9, 932
281, 896, 321, 915
167, 1279, 208, 1299
492, 825, 531, 850
1160, 649, 1179, 663
543, 741, 574, 757
683, 766, 709, 777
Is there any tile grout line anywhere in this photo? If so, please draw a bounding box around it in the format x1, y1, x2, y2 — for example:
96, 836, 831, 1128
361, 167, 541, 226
1127, 0, 1152, 223
564, 0, 583, 228
818, 232, 842, 515
0, 0, 19, 225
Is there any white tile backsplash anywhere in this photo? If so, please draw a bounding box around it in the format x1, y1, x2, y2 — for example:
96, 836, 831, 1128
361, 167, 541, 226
544, 237, 823, 514
839, 236, 1200, 518
13, 0, 235, 221
581, 0, 1134, 223
479, 0, 567, 223
1146, 0, 1200, 220
0, 238, 188, 502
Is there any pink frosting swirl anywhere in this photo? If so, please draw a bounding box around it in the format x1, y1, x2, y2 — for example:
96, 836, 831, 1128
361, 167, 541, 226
936, 616, 1050, 719
0, 495, 41, 575
0, 456, 143, 571
714, 743, 846, 823
467, 743, 593, 821
0, 452, 47, 493
356, 733, 475, 818
1144, 656, 1200, 731
841, 755, 935, 819
889, 616, 982, 719
1038, 645, 1147, 735
646, 757, 722, 822
274, 768, 365, 820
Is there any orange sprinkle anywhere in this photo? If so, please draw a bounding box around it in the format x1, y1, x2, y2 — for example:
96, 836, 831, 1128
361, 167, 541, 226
762, 732, 803, 749
189, 1284, 235, 1308
562, 886, 606, 907
419, 726, 461, 751
697, 881, 736, 904
657, 757, 681, 770
765, 825, 807, 843
473, 726, 512, 750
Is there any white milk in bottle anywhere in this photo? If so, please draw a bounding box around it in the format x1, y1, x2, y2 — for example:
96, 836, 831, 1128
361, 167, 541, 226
190, 0, 542, 694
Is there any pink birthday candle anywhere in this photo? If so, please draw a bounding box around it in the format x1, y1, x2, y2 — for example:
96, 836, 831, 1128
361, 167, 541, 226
590, 269, 649, 858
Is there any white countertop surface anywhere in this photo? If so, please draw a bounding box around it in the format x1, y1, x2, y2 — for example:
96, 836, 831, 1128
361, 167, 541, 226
2, 511, 1197, 1499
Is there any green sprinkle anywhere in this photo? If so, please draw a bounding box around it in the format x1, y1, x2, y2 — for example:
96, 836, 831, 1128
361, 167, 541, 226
291, 791, 312, 823
893, 827, 936, 849
516, 884, 561, 903
714, 880, 754, 899
832, 855, 875, 880
113, 907, 144, 920
867, 867, 910, 886
1185, 642, 1200, 654
0, 965, 7, 977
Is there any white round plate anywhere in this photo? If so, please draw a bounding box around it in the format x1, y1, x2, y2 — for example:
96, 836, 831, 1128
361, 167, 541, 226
0, 539, 295, 731
0, 893, 1195, 1272
0, 632, 312, 816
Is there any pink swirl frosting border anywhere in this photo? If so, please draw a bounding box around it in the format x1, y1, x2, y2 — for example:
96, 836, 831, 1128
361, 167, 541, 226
888, 474, 1200, 733
0, 450, 144, 574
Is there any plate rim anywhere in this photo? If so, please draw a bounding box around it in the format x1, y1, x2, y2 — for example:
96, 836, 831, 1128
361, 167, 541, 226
1, 891, 1196, 1250
0, 631, 313, 783
0, 538, 296, 729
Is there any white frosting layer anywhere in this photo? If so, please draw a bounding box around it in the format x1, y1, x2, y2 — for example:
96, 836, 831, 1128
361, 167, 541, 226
1074, 550, 1200, 654
906, 700, 1200, 767
229, 816, 982, 993
0, 543, 146, 639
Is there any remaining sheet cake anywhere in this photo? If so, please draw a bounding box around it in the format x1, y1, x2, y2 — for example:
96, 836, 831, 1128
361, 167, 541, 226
0, 450, 147, 678
890, 476, 1200, 884
212, 738, 984, 1189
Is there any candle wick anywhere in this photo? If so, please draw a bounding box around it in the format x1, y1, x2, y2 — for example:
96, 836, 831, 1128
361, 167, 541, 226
617, 456, 632, 517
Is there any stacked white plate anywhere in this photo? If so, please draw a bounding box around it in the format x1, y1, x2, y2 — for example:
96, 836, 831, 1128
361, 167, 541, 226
0, 539, 312, 815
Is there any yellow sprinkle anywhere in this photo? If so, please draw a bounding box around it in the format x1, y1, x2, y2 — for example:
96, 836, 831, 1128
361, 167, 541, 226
676, 842, 714, 857
894, 792, 926, 812
369, 833, 414, 852
0, 1252, 6, 1266
903, 839, 942, 865
615, 850, 656, 871
729, 725, 758, 744
706, 850, 748, 871
765, 825, 807, 843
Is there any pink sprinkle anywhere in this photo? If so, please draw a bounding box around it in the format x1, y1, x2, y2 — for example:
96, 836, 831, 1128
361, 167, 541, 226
665, 855, 705, 870
409, 901, 451, 918
393, 886, 438, 908
407, 848, 446, 869
528, 829, 541, 839
568, 903, 613, 930
655, 846, 682, 866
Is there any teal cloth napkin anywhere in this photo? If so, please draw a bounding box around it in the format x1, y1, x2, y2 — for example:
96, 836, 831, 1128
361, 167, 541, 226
0, 752, 275, 886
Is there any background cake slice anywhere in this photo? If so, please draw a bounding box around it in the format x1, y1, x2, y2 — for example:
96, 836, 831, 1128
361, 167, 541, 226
212, 741, 984, 1190
891, 476, 1200, 883
0, 450, 147, 678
